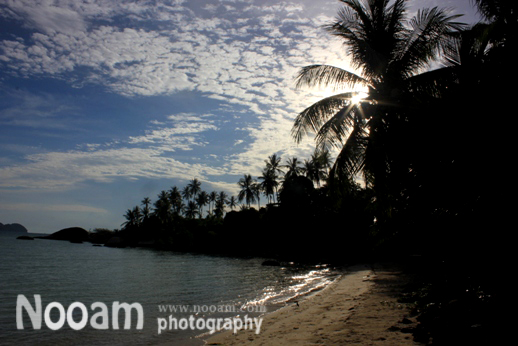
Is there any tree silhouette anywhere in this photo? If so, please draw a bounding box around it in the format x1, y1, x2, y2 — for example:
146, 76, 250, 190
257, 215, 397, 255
184, 200, 199, 219
196, 190, 209, 218
238, 174, 257, 208
154, 190, 172, 224
228, 196, 238, 210
292, 0, 464, 198
258, 167, 279, 204
208, 191, 217, 215
284, 157, 303, 180
141, 197, 151, 220
187, 178, 202, 201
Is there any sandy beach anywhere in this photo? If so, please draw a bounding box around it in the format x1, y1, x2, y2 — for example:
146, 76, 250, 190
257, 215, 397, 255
204, 264, 418, 345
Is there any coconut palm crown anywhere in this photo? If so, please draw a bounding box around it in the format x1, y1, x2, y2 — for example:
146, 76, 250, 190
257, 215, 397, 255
292, 0, 464, 189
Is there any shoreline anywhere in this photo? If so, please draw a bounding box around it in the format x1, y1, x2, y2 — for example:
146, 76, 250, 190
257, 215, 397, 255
203, 263, 418, 345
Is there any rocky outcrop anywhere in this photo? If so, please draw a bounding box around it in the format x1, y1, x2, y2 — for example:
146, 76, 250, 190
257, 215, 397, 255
39, 227, 89, 242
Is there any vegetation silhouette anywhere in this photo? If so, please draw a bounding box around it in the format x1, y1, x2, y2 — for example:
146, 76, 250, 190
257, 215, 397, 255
80, 0, 513, 343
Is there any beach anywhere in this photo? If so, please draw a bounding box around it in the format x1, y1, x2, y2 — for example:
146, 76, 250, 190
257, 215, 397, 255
204, 264, 418, 345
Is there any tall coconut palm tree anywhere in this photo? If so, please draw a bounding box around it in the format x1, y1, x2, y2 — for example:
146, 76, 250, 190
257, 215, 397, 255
238, 174, 257, 208
187, 178, 202, 201
196, 190, 209, 218
208, 191, 217, 215
181, 185, 191, 202
122, 206, 142, 229
141, 197, 151, 220
258, 167, 279, 204
265, 154, 284, 177
284, 157, 303, 180
214, 191, 228, 217
303, 149, 332, 187
169, 186, 184, 215
292, 0, 464, 194
154, 190, 172, 224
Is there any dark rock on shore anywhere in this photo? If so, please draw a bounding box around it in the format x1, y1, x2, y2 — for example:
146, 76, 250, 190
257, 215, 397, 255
38, 227, 89, 242
16, 235, 34, 240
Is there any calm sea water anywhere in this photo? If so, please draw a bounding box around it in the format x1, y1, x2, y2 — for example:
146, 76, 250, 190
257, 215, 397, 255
0, 232, 340, 345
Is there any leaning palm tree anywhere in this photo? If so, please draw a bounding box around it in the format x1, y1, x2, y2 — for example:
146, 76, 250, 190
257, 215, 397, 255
292, 0, 464, 194
237, 174, 257, 208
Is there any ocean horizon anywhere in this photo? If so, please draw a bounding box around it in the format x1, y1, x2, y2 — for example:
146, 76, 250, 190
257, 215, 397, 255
0, 232, 340, 345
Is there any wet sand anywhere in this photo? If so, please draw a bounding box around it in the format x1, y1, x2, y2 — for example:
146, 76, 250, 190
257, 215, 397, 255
204, 264, 419, 345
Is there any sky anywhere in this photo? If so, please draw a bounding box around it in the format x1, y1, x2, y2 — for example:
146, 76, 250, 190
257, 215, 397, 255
0, 0, 480, 234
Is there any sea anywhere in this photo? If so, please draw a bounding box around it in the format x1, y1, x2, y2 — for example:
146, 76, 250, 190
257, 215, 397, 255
0, 232, 341, 345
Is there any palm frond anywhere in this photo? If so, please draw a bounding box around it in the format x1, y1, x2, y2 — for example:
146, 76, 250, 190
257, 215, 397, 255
396, 7, 465, 78
291, 92, 359, 144
329, 114, 368, 181
314, 103, 357, 151
295, 65, 368, 90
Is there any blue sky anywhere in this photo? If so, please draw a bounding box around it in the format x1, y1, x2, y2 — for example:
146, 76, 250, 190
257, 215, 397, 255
0, 0, 479, 233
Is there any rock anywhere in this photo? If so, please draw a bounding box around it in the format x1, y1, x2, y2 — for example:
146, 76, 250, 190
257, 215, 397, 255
39, 227, 89, 242
16, 235, 34, 240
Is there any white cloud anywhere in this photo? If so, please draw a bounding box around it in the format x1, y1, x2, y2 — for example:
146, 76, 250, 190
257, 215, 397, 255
0, 0, 353, 191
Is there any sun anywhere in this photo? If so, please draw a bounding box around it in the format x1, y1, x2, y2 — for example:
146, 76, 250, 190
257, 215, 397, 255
350, 92, 368, 105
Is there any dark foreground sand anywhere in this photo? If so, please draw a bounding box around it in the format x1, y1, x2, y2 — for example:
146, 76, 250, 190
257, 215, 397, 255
204, 264, 419, 345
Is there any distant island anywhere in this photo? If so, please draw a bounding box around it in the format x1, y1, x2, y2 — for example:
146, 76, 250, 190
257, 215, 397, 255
0, 222, 28, 233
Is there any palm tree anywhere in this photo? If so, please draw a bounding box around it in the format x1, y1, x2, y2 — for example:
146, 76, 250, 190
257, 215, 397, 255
292, 0, 464, 195
261, 154, 282, 203
181, 185, 191, 202
154, 190, 172, 224
169, 186, 183, 215
258, 168, 278, 204
228, 196, 238, 210
186, 178, 202, 201
141, 197, 151, 220
214, 191, 228, 217
122, 206, 142, 229
265, 154, 284, 176
303, 149, 331, 187
253, 183, 261, 209
284, 157, 303, 180
208, 191, 217, 215
238, 174, 257, 208
184, 200, 199, 219
196, 191, 209, 218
